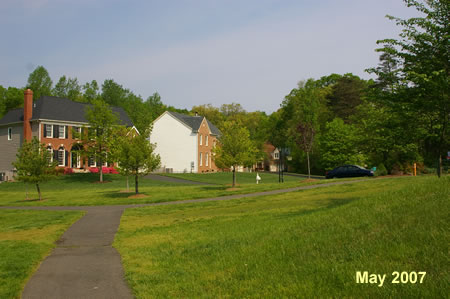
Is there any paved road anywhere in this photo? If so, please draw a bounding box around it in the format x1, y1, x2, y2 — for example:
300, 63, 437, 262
1, 179, 371, 298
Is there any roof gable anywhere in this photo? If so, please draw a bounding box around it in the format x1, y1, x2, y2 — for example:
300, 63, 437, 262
163, 111, 221, 136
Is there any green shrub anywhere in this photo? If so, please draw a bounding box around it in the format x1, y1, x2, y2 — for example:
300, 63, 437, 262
375, 163, 388, 176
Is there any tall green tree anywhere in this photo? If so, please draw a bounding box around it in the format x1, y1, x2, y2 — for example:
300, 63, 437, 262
287, 80, 326, 178
213, 121, 257, 187
82, 80, 100, 103
191, 104, 224, 128
101, 79, 128, 107
0, 86, 24, 116
367, 0, 450, 176
326, 74, 367, 122
321, 118, 368, 170
26, 66, 52, 100
112, 128, 161, 194
53, 75, 82, 101
79, 99, 120, 182
13, 137, 56, 201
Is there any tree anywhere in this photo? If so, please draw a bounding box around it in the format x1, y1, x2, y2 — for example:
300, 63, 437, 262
82, 80, 100, 103
112, 128, 161, 194
53, 75, 82, 101
26, 66, 52, 100
0, 86, 24, 116
191, 104, 224, 128
13, 137, 56, 201
213, 121, 257, 187
287, 80, 325, 178
326, 74, 367, 122
78, 99, 120, 182
367, 0, 449, 176
321, 118, 368, 170
101, 79, 128, 107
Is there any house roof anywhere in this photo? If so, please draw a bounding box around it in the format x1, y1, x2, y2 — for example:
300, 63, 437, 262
0, 96, 133, 126
168, 111, 221, 136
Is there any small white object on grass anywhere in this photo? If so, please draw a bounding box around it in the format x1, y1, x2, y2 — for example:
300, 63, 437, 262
256, 173, 261, 184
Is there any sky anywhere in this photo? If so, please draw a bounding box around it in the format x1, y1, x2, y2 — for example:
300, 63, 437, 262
0, 0, 421, 113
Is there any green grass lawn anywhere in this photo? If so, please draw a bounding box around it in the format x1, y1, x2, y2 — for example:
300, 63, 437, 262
162, 171, 299, 184
0, 209, 84, 298
0, 172, 317, 206
114, 176, 449, 298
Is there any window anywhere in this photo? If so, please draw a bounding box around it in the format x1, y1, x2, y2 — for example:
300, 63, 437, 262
199, 134, 202, 145
206, 135, 208, 146
199, 152, 203, 166
44, 124, 53, 138
53, 125, 60, 138
7, 127, 12, 140
47, 146, 53, 163
58, 147, 65, 166
206, 153, 209, 166
71, 152, 80, 168
274, 152, 279, 159
73, 127, 81, 139
88, 156, 96, 167
59, 126, 65, 139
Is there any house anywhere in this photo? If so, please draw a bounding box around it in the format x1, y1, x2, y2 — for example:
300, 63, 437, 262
254, 143, 290, 172
255, 143, 280, 172
149, 111, 221, 173
0, 89, 133, 181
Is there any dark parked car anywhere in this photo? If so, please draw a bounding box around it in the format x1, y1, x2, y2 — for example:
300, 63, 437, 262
325, 165, 374, 179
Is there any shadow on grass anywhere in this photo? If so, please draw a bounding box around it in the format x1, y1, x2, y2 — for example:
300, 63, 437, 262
57, 173, 118, 184
277, 197, 357, 219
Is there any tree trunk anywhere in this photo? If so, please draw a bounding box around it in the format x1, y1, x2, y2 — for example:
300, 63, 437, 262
232, 166, 236, 187
36, 183, 42, 201
307, 151, 311, 179
126, 176, 129, 192
99, 158, 103, 182
135, 174, 139, 194
437, 155, 442, 178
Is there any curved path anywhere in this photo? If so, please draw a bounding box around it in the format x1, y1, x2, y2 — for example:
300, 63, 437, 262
1, 179, 369, 298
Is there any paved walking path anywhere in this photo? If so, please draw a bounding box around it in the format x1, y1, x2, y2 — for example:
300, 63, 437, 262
21, 206, 133, 299
1, 179, 370, 298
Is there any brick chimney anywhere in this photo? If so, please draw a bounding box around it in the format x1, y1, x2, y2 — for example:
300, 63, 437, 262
23, 89, 33, 141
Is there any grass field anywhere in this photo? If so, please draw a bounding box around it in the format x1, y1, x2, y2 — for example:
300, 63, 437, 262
0, 172, 315, 206
161, 171, 299, 184
0, 209, 84, 298
114, 176, 449, 298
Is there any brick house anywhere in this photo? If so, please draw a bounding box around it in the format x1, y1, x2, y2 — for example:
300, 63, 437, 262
0, 89, 133, 181
149, 111, 221, 173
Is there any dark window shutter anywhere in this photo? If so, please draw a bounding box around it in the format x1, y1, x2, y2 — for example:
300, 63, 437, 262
43, 124, 47, 137
53, 150, 58, 162
65, 151, 69, 166
65, 126, 68, 139
54, 125, 59, 138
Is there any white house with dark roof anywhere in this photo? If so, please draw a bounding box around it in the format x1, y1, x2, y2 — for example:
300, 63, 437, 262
149, 111, 221, 173
0, 89, 134, 181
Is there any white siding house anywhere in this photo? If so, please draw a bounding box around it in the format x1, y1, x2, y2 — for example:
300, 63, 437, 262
150, 112, 198, 173
149, 111, 221, 173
